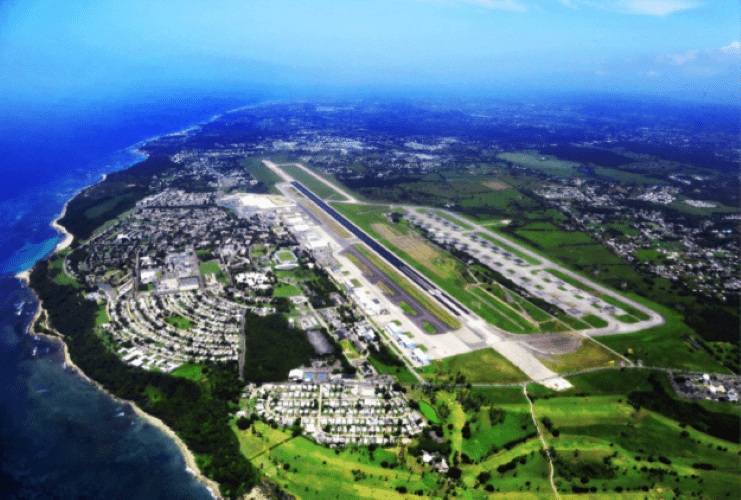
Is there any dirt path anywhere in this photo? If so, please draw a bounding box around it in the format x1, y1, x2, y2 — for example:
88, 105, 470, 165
524, 384, 560, 500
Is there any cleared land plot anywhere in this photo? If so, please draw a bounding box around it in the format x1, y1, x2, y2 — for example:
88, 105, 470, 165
420, 348, 530, 385
539, 338, 622, 374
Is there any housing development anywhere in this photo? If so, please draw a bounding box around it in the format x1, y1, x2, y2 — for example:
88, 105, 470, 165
32, 100, 740, 500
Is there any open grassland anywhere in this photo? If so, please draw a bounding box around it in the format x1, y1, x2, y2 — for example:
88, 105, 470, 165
94, 305, 109, 326
599, 300, 731, 374
539, 338, 622, 374
420, 348, 530, 385
273, 284, 303, 297
48, 257, 83, 288
462, 408, 537, 461
199, 261, 221, 275
531, 394, 741, 498
516, 230, 596, 248
278, 163, 348, 201
241, 157, 283, 193
165, 315, 193, 331
366, 352, 419, 384
498, 151, 582, 175
468, 286, 537, 333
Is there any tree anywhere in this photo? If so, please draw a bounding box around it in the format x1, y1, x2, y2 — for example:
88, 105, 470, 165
447, 467, 462, 480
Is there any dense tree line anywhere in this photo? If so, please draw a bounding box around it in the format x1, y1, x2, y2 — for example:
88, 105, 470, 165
30, 260, 259, 498
58, 156, 178, 240
242, 312, 316, 383
367, 342, 404, 368
627, 373, 740, 443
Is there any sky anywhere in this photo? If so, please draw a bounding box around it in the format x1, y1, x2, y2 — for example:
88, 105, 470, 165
0, 0, 738, 111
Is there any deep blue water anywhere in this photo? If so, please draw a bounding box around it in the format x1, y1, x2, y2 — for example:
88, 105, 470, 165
0, 96, 261, 499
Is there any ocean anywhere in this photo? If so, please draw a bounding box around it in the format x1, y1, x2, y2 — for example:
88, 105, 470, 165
0, 95, 261, 499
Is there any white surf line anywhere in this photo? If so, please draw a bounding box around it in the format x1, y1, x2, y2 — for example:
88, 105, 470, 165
524, 385, 561, 500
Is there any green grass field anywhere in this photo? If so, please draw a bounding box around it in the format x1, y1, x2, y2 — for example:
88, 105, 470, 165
422, 322, 437, 334
582, 314, 609, 328
461, 409, 537, 461
94, 305, 109, 326
532, 395, 741, 498
366, 353, 419, 384
418, 400, 442, 423
599, 300, 731, 373
273, 284, 303, 297
540, 338, 622, 374
277, 163, 348, 201
165, 315, 193, 331
241, 157, 283, 194
199, 261, 221, 275
421, 348, 530, 385
399, 301, 418, 316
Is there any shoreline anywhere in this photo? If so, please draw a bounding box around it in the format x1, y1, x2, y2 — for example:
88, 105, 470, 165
26, 300, 223, 499
12, 107, 274, 500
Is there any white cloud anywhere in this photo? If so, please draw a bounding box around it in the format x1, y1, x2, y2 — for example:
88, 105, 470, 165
623, 1, 702, 16
645, 70, 661, 77
657, 49, 699, 65
558, 0, 703, 15
719, 41, 741, 54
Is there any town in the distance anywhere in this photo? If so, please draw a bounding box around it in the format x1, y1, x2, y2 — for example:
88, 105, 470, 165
31, 99, 740, 500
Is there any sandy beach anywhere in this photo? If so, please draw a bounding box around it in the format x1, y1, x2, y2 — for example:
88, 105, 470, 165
26, 301, 223, 499
18, 167, 225, 499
